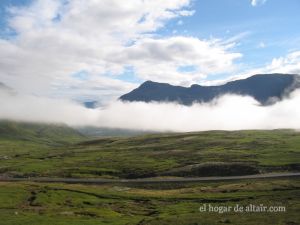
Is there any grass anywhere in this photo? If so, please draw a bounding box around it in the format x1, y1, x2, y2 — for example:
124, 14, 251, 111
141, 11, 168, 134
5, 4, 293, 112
0, 178, 299, 225
0, 120, 84, 145
1, 124, 300, 178
0, 121, 300, 224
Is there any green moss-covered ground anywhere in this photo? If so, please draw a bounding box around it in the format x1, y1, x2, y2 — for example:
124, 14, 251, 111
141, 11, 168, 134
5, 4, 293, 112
0, 121, 299, 224
1, 126, 300, 178
0, 179, 299, 225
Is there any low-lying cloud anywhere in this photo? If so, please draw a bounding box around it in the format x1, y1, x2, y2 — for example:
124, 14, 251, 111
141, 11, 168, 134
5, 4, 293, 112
0, 90, 299, 132
0, 92, 99, 126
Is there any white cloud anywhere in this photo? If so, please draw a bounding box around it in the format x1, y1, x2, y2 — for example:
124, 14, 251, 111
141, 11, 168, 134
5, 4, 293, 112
0, 0, 242, 100
113, 36, 242, 85
221, 31, 251, 45
251, 0, 267, 7
265, 51, 300, 74
0, 0, 194, 99
0, 0, 298, 132
177, 20, 184, 25
1, 90, 300, 132
0, 92, 98, 126
51, 75, 137, 104
240, 51, 300, 80
200, 51, 300, 86
258, 42, 266, 48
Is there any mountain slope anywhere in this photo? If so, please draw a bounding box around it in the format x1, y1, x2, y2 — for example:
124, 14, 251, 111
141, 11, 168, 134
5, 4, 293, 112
0, 120, 84, 144
120, 74, 300, 105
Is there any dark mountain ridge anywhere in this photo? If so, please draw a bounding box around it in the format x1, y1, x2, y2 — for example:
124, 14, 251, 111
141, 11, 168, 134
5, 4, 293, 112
120, 74, 300, 105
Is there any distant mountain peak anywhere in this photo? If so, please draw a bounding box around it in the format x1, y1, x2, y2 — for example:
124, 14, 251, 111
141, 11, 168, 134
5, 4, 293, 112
190, 84, 201, 88
120, 74, 300, 105
140, 80, 172, 88
142, 80, 157, 85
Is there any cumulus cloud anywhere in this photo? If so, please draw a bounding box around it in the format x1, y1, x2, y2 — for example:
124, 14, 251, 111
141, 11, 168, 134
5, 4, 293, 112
0, 0, 297, 133
0, 0, 242, 101
265, 51, 300, 75
200, 51, 300, 86
50, 75, 137, 104
112, 36, 242, 85
251, 0, 267, 7
1, 90, 300, 132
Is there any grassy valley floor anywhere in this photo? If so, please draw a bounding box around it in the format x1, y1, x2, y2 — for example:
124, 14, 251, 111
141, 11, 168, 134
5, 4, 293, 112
0, 178, 299, 225
0, 121, 300, 224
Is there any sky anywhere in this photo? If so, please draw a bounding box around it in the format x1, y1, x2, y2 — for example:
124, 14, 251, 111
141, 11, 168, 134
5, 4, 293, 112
0, 0, 300, 104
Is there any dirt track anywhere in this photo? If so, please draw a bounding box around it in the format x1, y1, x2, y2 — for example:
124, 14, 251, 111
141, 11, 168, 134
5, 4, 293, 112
1, 172, 300, 184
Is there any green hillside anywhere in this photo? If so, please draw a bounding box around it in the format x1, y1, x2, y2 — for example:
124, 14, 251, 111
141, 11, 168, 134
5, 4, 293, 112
0, 121, 299, 224
0, 121, 299, 179
0, 120, 84, 145
1, 178, 299, 225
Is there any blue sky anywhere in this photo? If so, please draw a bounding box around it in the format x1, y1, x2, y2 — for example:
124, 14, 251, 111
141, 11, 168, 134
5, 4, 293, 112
0, 0, 31, 33
162, 0, 300, 80
0, 0, 299, 102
